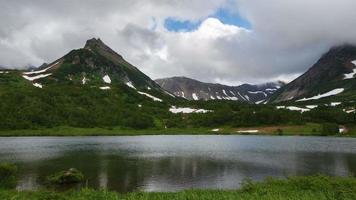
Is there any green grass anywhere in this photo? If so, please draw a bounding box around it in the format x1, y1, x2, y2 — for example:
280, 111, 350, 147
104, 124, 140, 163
0, 123, 352, 137
1, 175, 356, 200
0, 126, 217, 137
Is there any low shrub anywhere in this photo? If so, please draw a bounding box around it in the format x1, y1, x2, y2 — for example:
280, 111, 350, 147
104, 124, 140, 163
47, 168, 84, 185
321, 123, 339, 135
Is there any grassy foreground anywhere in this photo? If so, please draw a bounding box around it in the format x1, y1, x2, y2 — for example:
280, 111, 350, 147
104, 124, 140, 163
1, 176, 356, 200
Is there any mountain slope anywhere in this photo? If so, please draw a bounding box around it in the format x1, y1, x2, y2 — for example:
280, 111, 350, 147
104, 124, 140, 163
0, 38, 178, 130
21, 38, 162, 91
156, 76, 283, 103
270, 44, 356, 103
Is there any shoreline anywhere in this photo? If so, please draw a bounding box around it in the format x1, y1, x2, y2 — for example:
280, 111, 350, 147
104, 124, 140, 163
0, 123, 354, 137
1, 175, 355, 200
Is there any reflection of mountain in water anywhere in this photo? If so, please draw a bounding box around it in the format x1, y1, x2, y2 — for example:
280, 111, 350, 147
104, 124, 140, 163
1, 136, 356, 192
11, 150, 356, 192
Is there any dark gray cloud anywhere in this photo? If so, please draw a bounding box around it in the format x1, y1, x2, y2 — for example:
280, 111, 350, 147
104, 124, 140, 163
0, 0, 355, 84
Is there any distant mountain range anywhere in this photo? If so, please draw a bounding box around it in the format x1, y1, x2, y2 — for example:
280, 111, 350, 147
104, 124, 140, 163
155, 76, 284, 104
270, 44, 356, 103
1, 38, 356, 106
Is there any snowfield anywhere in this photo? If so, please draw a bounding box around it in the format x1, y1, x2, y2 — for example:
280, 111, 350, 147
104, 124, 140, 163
265, 88, 277, 92
296, 88, 344, 102
344, 60, 356, 79
138, 92, 162, 102
100, 86, 111, 90
126, 81, 136, 89
248, 91, 267, 97
169, 106, 211, 114
22, 73, 52, 81
33, 83, 43, 88
192, 93, 199, 100
330, 102, 341, 106
276, 106, 310, 113
23, 62, 59, 75
306, 105, 318, 109
255, 100, 265, 104
103, 75, 111, 84
82, 76, 88, 85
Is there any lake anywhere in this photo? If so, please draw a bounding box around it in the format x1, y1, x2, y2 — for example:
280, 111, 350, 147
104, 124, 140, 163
1, 135, 356, 192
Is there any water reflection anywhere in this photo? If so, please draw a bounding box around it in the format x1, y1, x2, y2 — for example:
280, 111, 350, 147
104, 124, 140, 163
0, 136, 356, 192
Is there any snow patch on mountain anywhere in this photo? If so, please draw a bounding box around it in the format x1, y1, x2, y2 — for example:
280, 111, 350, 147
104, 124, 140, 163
33, 83, 43, 88
343, 60, 356, 79
330, 102, 341, 106
248, 91, 267, 97
138, 91, 162, 102
276, 106, 311, 113
103, 75, 111, 84
296, 88, 344, 102
22, 73, 52, 81
82, 76, 88, 85
100, 86, 111, 90
192, 93, 199, 100
23, 62, 59, 75
169, 106, 211, 114
126, 81, 136, 89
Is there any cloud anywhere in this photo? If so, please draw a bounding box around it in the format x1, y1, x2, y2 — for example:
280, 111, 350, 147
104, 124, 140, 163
0, 0, 356, 84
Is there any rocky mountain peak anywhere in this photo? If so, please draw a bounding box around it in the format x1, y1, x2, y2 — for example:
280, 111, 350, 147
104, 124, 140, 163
84, 38, 123, 59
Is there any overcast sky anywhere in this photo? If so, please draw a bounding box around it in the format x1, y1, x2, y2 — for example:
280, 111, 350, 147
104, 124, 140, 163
1, 0, 356, 85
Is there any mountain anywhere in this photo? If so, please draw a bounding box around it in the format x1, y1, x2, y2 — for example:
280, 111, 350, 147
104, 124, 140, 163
155, 76, 284, 103
270, 44, 356, 103
20, 38, 162, 91
0, 38, 177, 130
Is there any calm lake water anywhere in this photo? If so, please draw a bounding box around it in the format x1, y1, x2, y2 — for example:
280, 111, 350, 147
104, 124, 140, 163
1, 135, 356, 192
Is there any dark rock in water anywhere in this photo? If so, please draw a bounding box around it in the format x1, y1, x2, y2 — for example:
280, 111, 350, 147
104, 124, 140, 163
47, 168, 84, 185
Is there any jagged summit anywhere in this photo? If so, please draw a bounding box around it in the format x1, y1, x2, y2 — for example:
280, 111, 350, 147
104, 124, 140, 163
84, 38, 124, 60
16, 38, 163, 91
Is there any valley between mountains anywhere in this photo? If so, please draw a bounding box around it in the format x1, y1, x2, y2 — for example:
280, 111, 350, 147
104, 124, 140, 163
1, 38, 356, 136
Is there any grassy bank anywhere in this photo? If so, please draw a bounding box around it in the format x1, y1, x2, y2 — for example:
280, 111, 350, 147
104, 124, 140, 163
1, 176, 356, 200
0, 123, 354, 137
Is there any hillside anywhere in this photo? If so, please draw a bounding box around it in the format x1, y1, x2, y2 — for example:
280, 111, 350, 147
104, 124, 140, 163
271, 44, 356, 103
0, 38, 178, 130
156, 76, 283, 104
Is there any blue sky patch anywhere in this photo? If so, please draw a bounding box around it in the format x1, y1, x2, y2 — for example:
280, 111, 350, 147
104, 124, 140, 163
164, 8, 251, 32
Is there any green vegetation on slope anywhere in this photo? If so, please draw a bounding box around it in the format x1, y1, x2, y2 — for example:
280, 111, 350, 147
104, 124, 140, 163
0, 176, 355, 200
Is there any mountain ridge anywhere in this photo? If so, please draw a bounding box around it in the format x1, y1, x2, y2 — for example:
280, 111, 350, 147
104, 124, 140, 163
155, 76, 283, 103
270, 44, 356, 103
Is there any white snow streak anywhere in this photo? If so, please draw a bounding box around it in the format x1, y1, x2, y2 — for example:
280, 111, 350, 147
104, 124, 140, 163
276, 106, 310, 113
169, 106, 211, 114
100, 86, 111, 90
297, 88, 344, 102
192, 93, 199, 100
33, 83, 43, 88
138, 91, 163, 102
22, 73, 52, 81
23, 62, 59, 75
344, 60, 356, 79
126, 81, 136, 89
248, 91, 267, 97
103, 75, 111, 84
82, 76, 88, 85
